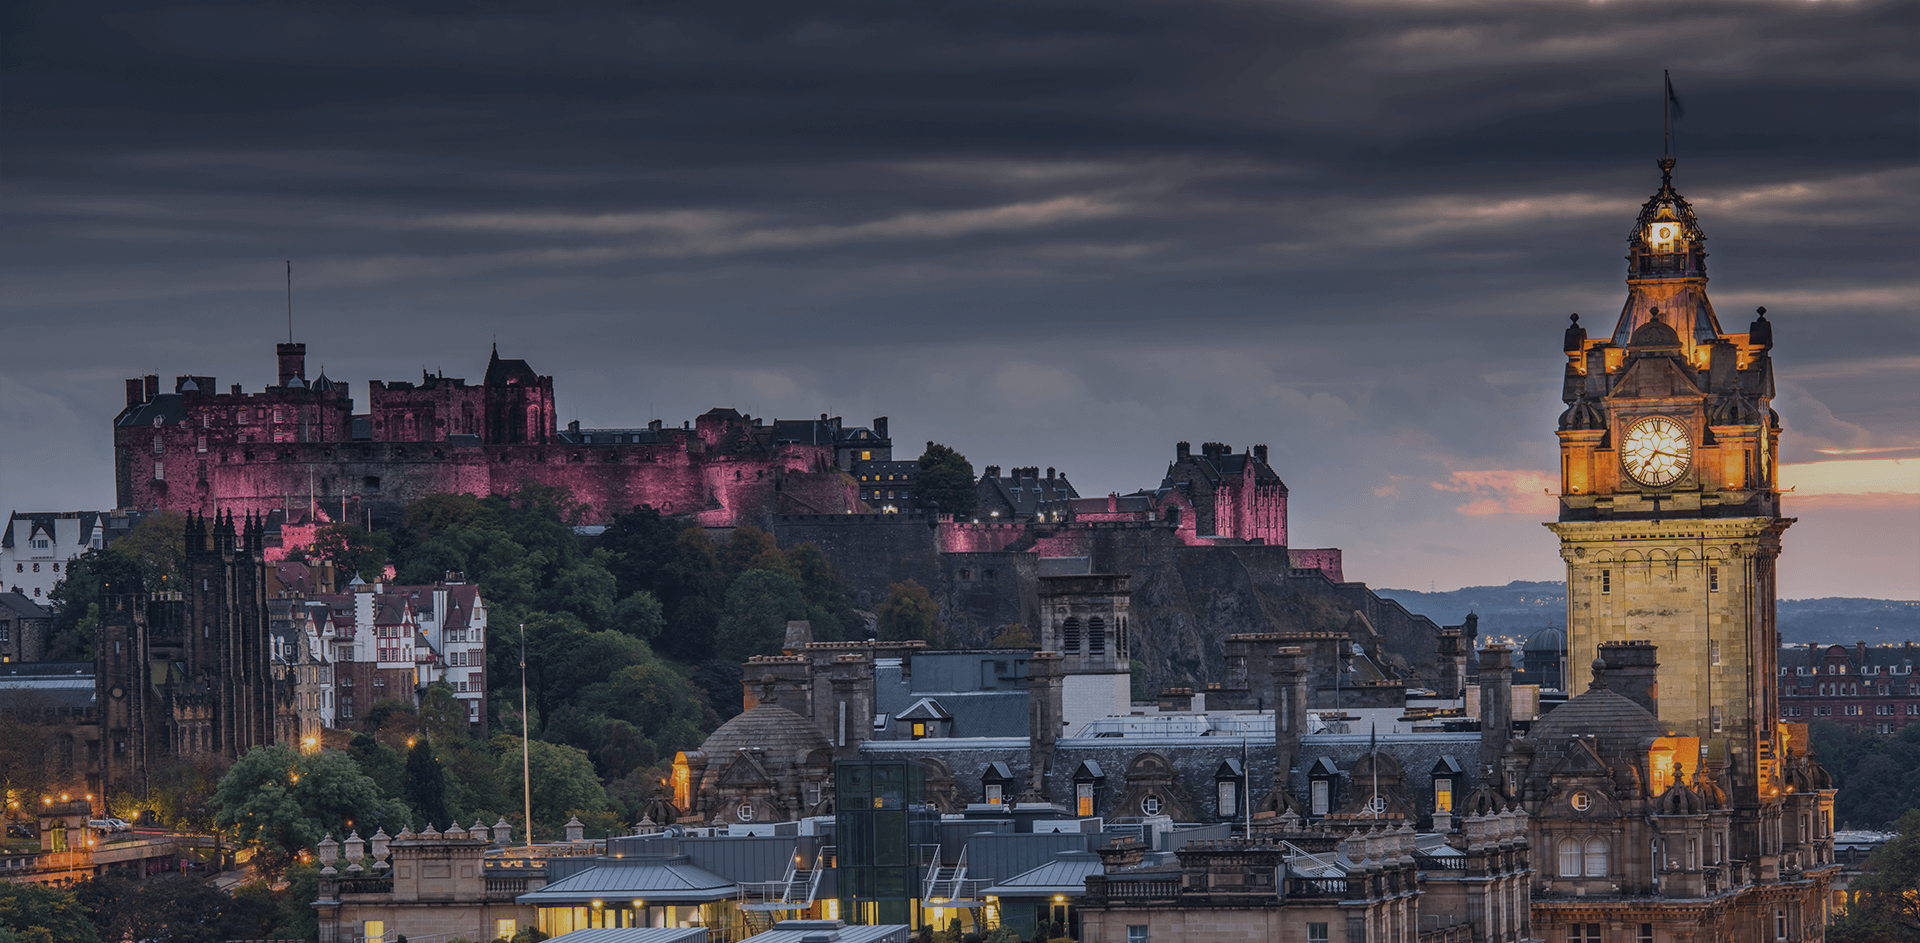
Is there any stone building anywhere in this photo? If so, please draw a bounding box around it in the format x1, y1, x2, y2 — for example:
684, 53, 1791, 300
1777, 642, 1920, 735
113, 344, 868, 528
1532, 156, 1838, 943
314, 819, 540, 943
0, 592, 56, 664
94, 511, 289, 795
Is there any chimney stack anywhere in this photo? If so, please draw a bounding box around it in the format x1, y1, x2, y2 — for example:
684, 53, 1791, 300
1274, 646, 1308, 799
1597, 640, 1660, 719
1026, 651, 1064, 800
1479, 646, 1514, 776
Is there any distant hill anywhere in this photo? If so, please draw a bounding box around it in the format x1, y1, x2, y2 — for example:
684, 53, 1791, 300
1374, 581, 1920, 646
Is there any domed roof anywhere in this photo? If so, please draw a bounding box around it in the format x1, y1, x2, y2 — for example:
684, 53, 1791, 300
698, 703, 831, 760
1524, 626, 1567, 652
1628, 313, 1683, 350
1528, 668, 1663, 760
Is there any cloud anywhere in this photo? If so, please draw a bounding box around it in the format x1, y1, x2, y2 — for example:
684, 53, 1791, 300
1431, 470, 1559, 517
0, 0, 1911, 601
1782, 459, 1920, 498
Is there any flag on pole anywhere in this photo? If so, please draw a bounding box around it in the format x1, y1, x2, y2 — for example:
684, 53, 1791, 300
1665, 71, 1685, 121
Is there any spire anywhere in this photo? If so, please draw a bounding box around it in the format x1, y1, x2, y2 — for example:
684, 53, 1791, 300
1611, 155, 1721, 356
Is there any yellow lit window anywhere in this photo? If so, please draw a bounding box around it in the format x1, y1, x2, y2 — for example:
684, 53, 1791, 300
912, 722, 926, 738
861, 451, 872, 461
363, 921, 385, 943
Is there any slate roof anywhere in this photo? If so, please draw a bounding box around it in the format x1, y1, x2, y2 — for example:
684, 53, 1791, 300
4, 511, 107, 549
982, 850, 1104, 897
116, 393, 189, 427
485, 348, 541, 386
516, 858, 738, 904
548, 929, 709, 943
740, 922, 909, 943
0, 593, 55, 620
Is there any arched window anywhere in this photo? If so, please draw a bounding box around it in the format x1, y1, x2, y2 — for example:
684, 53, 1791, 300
1088, 617, 1106, 654
1062, 618, 1081, 653
1558, 839, 1581, 877
1583, 838, 1609, 877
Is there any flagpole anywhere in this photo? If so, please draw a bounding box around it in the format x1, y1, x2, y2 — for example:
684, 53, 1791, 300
522, 622, 533, 856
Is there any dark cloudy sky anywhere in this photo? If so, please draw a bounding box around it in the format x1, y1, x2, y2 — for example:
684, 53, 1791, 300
3, 0, 1916, 599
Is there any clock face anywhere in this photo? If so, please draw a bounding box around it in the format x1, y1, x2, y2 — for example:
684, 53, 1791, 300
1649, 222, 1679, 246
1621, 415, 1692, 487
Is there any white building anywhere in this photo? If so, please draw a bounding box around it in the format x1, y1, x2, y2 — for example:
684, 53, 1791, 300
0, 511, 123, 601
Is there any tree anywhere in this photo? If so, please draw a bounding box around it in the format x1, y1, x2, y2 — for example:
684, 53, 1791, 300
306, 523, 391, 582
877, 580, 941, 644
716, 569, 809, 662
0, 706, 54, 817
211, 744, 406, 881
613, 590, 666, 642
490, 737, 610, 836
1829, 808, 1920, 943
404, 739, 451, 830
915, 443, 977, 519
0, 882, 100, 943
77, 872, 263, 943
990, 624, 1035, 648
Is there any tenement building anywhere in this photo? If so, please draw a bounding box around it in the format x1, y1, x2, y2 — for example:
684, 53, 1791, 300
1777, 642, 1920, 735
1538, 156, 1838, 942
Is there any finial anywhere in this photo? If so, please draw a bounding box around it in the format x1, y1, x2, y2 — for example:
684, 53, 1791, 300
1569, 313, 1579, 325
1589, 657, 1608, 690
1649, 306, 1663, 323
1755, 306, 1767, 318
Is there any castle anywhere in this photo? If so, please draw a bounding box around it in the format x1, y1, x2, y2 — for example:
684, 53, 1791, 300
113, 341, 1444, 694
114, 344, 872, 528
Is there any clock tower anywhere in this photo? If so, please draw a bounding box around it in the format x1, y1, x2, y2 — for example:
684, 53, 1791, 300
1547, 156, 1791, 816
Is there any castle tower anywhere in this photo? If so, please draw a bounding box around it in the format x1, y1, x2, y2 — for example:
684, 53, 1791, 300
1546, 155, 1792, 866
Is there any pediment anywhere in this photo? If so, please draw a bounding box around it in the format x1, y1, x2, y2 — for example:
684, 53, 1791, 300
1607, 356, 1703, 401
716, 751, 773, 787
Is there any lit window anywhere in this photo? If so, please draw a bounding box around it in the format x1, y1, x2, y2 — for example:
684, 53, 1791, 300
363, 921, 385, 943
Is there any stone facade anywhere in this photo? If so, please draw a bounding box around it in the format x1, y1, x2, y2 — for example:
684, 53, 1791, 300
114, 345, 866, 528
1531, 157, 1837, 943
0, 592, 56, 664
95, 511, 290, 796
1778, 642, 1920, 734
314, 823, 540, 943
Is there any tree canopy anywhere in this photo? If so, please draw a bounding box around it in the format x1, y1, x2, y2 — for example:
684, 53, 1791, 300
0, 882, 100, 943
1828, 808, 1920, 943
878, 580, 941, 645
915, 443, 977, 519
211, 744, 407, 880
